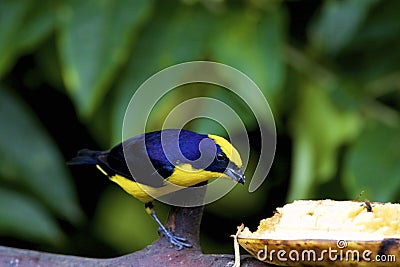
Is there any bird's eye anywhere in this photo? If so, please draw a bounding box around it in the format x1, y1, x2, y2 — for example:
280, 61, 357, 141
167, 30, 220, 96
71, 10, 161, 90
216, 153, 225, 161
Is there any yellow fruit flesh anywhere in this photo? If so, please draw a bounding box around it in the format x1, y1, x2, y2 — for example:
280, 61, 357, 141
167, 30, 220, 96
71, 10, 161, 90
240, 199, 400, 240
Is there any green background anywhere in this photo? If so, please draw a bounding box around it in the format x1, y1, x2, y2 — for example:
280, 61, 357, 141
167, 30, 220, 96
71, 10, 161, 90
0, 0, 399, 257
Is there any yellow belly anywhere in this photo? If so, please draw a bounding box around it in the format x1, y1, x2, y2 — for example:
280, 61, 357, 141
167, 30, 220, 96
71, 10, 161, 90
109, 174, 155, 203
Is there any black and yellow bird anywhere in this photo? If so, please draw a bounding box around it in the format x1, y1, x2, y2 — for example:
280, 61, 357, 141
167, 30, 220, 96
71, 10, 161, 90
69, 129, 245, 249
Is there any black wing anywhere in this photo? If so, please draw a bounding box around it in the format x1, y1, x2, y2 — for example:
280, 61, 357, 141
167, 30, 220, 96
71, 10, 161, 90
98, 133, 173, 188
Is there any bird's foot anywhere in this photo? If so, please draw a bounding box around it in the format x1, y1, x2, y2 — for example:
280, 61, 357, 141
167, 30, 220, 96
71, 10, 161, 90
158, 227, 192, 250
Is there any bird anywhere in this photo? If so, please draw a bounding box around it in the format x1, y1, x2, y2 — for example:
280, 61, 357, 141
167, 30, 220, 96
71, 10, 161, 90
68, 129, 245, 249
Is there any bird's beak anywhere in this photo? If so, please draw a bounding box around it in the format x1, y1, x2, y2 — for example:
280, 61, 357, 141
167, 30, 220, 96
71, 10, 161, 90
224, 165, 245, 184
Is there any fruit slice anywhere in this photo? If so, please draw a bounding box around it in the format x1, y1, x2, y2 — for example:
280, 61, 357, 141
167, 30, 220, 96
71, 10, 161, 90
238, 199, 400, 266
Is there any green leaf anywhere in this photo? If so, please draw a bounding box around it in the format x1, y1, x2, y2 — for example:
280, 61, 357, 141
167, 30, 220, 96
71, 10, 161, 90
191, 87, 257, 135
0, 0, 54, 78
210, 7, 286, 110
0, 88, 82, 223
336, 1, 400, 81
0, 188, 63, 244
344, 123, 400, 202
0, 1, 30, 77
17, 1, 55, 52
111, 4, 213, 143
349, 0, 400, 48
309, 0, 376, 55
57, 0, 153, 118
287, 83, 361, 201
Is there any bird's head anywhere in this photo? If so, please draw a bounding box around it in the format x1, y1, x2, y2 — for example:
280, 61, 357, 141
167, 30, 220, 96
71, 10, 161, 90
145, 129, 245, 185
206, 134, 245, 184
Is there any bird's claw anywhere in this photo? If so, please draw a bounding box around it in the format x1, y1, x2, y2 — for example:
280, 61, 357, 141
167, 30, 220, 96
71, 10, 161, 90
158, 227, 192, 250
166, 233, 192, 250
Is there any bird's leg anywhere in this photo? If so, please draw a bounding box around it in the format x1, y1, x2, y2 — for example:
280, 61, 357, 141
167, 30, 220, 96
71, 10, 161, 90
145, 202, 192, 250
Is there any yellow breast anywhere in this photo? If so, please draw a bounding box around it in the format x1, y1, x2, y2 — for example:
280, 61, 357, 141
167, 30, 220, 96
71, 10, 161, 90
99, 164, 226, 203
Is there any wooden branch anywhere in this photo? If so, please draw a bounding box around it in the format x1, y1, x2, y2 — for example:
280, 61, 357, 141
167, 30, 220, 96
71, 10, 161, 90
0, 186, 271, 266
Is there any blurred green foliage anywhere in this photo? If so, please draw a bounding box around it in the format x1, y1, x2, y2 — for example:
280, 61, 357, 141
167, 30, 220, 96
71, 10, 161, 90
0, 0, 399, 257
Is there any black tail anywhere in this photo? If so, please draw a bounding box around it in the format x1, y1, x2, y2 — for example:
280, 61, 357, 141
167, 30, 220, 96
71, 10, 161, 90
68, 149, 101, 165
